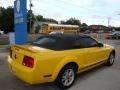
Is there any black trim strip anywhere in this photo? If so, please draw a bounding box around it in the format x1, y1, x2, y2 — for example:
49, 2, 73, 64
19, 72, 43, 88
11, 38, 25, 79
44, 75, 52, 78
79, 60, 105, 71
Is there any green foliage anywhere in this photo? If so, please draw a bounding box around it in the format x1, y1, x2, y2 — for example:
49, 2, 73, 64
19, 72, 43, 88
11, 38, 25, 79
0, 7, 58, 33
43, 18, 58, 24
35, 25, 41, 33
27, 10, 35, 33
36, 15, 58, 24
60, 20, 66, 24
114, 27, 120, 31
81, 23, 88, 32
61, 18, 89, 32
61, 18, 81, 26
0, 6, 14, 33
36, 15, 44, 21
81, 23, 88, 27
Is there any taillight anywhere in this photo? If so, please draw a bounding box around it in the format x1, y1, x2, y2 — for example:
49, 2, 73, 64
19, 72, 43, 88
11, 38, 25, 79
22, 56, 34, 68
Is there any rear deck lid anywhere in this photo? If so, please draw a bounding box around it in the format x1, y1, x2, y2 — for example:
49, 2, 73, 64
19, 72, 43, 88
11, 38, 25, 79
10, 45, 51, 65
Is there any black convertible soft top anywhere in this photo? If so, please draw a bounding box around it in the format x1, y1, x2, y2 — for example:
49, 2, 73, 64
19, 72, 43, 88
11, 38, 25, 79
32, 34, 92, 50
47, 34, 91, 42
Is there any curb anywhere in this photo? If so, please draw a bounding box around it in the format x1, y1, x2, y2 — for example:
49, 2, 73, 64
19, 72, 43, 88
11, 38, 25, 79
0, 45, 10, 51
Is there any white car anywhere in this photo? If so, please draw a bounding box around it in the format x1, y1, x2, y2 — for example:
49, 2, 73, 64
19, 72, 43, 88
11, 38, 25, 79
0, 30, 4, 35
106, 31, 120, 39
112, 31, 120, 36
49, 31, 64, 35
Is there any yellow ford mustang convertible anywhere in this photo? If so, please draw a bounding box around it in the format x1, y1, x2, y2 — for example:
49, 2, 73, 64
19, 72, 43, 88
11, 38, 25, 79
8, 34, 115, 89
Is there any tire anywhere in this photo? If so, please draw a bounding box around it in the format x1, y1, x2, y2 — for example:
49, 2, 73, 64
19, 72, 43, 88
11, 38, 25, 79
55, 65, 77, 89
107, 52, 115, 66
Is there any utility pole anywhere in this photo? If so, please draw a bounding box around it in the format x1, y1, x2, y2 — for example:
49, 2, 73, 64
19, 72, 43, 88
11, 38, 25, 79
108, 17, 111, 27
0, 8, 1, 16
29, 0, 33, 33
108, 17, 111, 31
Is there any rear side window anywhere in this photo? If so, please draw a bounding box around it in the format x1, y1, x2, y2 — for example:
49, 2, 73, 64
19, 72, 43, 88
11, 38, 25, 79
32, 36, 73, 50
33, 37, 56, 46
32, 37, 57, 49
74, 37, 98, 48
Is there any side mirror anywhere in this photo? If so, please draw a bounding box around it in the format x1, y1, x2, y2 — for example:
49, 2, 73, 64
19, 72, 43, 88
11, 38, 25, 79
97, 43, 104, 47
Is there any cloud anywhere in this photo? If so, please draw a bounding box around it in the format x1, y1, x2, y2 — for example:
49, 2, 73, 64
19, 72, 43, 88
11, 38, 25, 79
110, 20, 120, 27
0, 0, 120, 26
60, 0, 94, 7
105, 0, 120, 3
0, 0, 14, 7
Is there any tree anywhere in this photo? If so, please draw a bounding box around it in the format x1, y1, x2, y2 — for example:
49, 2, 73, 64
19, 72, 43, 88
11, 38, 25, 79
0, 6, 14, 33
115, 27, 120, 31
60, 20, 66, 24
27, 10, 35, 33
80, 23, 88, 32
61, 18, 81, 26
35, 25, 41, 33
0, 6, 58, 33
44, 18, 58, 24
36, 15, 58, 24
36, 15, 44, 21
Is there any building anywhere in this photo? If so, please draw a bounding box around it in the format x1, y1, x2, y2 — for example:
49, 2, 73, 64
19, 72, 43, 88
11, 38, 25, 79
89, 25, 108, 33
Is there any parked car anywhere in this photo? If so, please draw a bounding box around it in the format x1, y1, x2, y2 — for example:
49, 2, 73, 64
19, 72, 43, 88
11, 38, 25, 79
96, 30, 104, 34
0, 30, 4, 35
49, 31, 64, 35
84, 30, 91, 34
106, 31, 120, 39
8, 34, 115, 89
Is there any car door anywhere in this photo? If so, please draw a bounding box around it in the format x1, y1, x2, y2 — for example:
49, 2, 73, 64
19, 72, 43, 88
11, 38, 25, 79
75, 37, 106, 67
81, 37, 107, 66
72, 38, 91, 68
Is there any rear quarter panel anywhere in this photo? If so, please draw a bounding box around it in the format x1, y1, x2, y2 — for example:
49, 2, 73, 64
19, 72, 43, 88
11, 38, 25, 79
34, 49, 86, 82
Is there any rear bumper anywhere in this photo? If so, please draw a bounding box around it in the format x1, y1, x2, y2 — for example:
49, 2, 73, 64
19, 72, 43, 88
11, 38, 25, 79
8, 56, 36, 84
7, 56, 51, 84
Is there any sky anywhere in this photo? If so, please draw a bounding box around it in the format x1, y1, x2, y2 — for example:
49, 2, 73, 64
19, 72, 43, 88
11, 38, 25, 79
0, 0, 120, 26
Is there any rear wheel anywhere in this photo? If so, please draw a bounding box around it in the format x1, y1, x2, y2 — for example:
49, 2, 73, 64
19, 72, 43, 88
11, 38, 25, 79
55, 65, 77, 89
107, 53, 115, 66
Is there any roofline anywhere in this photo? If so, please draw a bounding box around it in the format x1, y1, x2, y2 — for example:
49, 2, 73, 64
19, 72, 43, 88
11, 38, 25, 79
47, 24, 79, 28
49, 33, 90, 38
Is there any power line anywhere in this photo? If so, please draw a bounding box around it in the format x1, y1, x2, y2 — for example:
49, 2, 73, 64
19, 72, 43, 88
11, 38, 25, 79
33, 0, 90, 12
55, 0, 94, 10
31, 0, 119, 26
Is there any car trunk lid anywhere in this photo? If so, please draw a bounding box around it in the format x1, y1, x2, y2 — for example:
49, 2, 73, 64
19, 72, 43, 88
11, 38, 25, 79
10, 45, 51, 67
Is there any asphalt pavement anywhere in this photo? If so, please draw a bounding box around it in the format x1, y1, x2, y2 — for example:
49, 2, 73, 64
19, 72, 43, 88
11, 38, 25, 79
0, 39, 120, 90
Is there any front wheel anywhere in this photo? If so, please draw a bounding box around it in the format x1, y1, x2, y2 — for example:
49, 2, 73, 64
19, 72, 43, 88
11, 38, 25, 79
55, 65, 77, 89
107, 53, 115, 66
